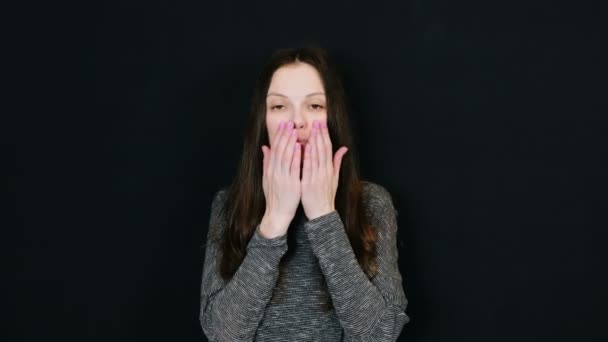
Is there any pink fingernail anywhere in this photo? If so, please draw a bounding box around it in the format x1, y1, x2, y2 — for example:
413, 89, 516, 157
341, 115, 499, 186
280, 122, 284, 129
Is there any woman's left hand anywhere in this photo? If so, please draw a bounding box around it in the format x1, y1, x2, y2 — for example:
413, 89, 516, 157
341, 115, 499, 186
301, 120, 349, 220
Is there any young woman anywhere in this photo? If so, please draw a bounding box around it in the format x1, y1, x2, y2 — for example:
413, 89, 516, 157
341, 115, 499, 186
199, 45, 410, 341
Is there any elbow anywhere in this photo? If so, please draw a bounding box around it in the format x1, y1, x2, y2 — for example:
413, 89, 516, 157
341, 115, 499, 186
200, 310, 224, 342
200, 310, 256, 342
345, 307, 410, 342
199, 311, 217, 342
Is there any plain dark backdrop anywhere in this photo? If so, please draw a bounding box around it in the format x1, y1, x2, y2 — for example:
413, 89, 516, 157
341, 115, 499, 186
8, 0, 606, 341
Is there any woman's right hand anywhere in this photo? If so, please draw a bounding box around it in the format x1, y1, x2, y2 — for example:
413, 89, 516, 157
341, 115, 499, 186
260, 121, 302, 239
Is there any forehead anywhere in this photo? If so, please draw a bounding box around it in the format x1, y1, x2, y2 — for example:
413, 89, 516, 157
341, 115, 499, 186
267, 63, 325, 99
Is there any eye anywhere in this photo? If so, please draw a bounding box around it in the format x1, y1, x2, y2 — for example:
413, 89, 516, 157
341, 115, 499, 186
310, 104, 324, 110
270, 105, 285, 111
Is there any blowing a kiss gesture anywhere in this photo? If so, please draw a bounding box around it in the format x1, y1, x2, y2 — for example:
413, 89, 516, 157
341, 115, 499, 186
260, 119, 349, 239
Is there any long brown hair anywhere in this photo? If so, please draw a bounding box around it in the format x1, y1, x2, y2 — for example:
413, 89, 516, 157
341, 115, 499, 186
212, 44, 378, 312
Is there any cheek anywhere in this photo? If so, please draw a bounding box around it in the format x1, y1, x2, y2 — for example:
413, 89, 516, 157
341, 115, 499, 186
309, 114, 328, 127
266, 121, 281, 144
314, 111, 327, 121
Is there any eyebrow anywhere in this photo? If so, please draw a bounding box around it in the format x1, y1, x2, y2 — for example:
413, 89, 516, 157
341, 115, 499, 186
266, 92, 325, 98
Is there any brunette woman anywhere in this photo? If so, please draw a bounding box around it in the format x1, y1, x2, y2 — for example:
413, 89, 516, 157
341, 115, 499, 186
199, 45, 410, 341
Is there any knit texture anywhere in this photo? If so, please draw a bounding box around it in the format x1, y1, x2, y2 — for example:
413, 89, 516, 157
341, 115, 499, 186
199, 181, 410, 341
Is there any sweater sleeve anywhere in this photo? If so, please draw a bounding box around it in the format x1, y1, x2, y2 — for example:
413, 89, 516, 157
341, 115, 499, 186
199, 189, 288, 342
303, 184, 410, 342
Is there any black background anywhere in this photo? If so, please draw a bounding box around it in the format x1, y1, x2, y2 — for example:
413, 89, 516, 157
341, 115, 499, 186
8, 0, 606, 341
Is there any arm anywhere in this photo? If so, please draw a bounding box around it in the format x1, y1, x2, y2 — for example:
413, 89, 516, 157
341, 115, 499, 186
199, 190, 288, 342
304, 185, 410, 341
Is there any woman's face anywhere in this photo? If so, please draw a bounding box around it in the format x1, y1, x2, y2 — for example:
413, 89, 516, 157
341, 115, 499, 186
266, 62, 327, 155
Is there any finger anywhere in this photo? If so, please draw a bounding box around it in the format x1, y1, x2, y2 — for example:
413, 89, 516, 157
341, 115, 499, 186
282, 126, 297, 175
291, 142, 301, 180
303, 142, 311, 183
311, 125, 319, 177
321, 122, 333, 170
268, 121, 284, 172
274, 121, 292, 172
271, 121, 284, 148
314, 122, 324, 173
333, 147, 349, 179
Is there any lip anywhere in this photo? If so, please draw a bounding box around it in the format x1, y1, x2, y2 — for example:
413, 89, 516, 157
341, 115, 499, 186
297, 139, 308, 144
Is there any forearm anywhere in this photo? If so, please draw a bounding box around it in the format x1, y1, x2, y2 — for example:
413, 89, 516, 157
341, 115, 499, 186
200, 226, 287, 341
305, 211, 408, 341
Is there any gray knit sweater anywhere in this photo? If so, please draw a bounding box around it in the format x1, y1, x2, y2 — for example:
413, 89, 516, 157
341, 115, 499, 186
199, 181, 409, 341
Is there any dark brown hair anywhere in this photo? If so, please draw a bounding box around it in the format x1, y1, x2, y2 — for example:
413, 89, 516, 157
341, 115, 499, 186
212, 44, 378, 312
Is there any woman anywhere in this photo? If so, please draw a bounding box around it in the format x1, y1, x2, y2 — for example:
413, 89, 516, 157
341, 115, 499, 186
199, 45, 410, 341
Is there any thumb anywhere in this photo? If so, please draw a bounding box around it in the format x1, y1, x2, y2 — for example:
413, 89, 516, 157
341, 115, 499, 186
333, 147, 348, 179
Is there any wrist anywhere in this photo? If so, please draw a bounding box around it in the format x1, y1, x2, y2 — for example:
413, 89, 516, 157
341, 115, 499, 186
259, 212, 290, 239
306, 207, 335, 221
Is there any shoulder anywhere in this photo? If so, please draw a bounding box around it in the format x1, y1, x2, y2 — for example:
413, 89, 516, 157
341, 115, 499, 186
208, 185, 231, 237
361, 180, 395, 211
211, 185, 230, 209
360, 181, 399, 236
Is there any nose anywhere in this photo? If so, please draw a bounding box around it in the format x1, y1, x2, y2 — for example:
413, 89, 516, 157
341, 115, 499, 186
293, 108, 305, 130
293, 119, 304, 131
